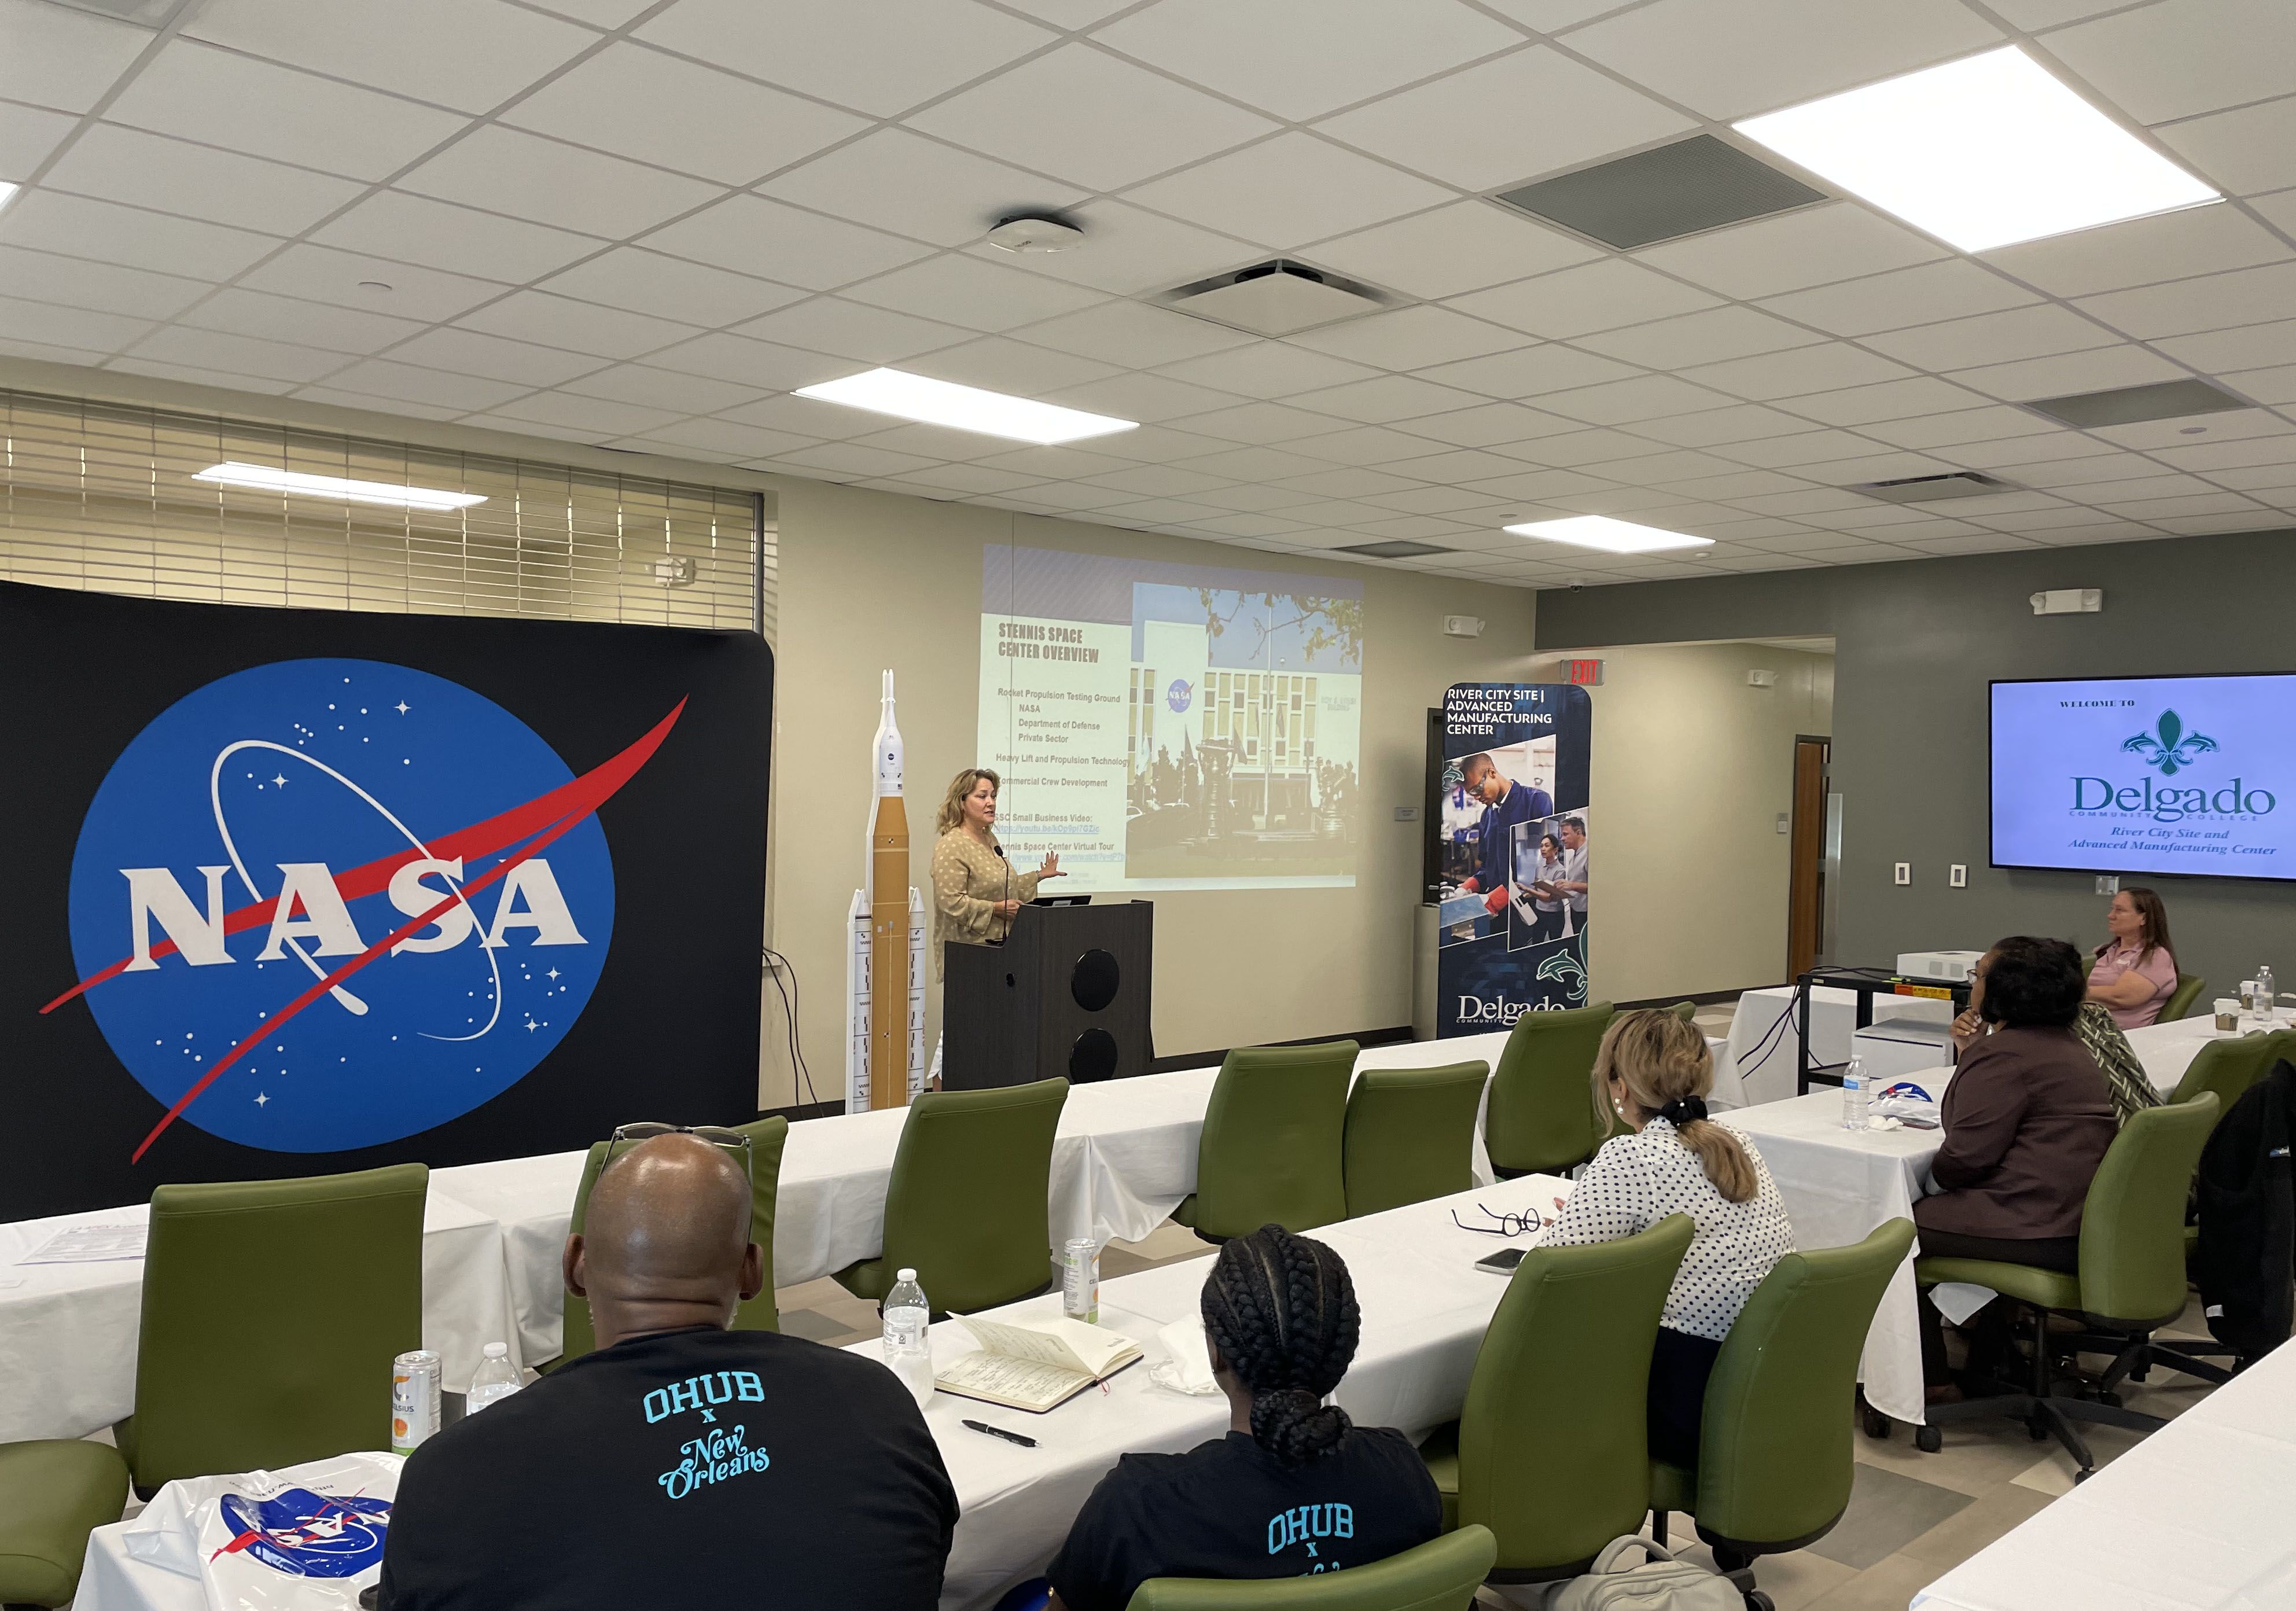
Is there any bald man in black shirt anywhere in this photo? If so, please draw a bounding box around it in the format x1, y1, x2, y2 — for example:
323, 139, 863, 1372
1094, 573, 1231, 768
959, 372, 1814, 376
379, 1132, 957, 1610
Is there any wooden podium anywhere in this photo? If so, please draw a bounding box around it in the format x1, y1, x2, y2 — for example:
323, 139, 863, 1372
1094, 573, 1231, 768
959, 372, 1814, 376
943, 902, 1154, 1090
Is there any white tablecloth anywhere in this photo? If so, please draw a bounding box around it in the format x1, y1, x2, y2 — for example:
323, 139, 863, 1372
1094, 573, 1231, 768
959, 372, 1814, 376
1723, 986, 1960, 1110
1913, 1339, 2296, 1611
0, 1189, 515, 1444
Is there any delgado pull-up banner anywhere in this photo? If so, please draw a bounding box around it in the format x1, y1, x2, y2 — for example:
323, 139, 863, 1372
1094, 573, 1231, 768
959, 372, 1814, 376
1434, 683, 1594, 1036
2, 580, 771, 1220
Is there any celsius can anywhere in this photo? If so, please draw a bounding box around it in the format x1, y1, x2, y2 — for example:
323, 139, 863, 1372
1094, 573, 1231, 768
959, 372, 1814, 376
391, 1350, 443, 1452
1062, 1237, 1099, 1325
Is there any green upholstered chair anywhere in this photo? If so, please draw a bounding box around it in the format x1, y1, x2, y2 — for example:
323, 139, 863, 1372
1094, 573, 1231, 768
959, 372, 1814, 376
559, 1115, 791, 1365
1175, 1042, 1355, 1241
2160, 972, 2207, 1024
2168, 1030, 2293, 1116
1915, 1095, 2220, 1480
1342, 1061, 1488, 1219
1484, 1003, 1614, 1178
836, 1079, 1068, 1316
1127, 1525, 1497, 1610
1419, 1215, 1692, 1584
1666, 1001, 1697, 1024
120, 1164, 426, 1492
0, 1440, 130, 1607
1650, 1219, 1915, 1605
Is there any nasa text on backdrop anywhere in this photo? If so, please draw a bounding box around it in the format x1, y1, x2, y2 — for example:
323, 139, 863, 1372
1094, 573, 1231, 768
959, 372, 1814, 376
2, 580, 771, 1220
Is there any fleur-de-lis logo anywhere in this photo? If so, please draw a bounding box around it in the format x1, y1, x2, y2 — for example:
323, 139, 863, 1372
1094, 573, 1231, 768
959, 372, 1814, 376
1537, 947, 1588, 1003
2122, 709, 2217, 776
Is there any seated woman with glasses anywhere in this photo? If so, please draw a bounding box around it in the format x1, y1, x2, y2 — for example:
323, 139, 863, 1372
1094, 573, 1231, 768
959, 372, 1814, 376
1024, 1226, 1441, 1611
1540, 1010, 1796, 1465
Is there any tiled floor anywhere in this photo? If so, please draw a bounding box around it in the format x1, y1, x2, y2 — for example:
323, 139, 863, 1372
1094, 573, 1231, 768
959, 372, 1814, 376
770, 1218, 2224, 1611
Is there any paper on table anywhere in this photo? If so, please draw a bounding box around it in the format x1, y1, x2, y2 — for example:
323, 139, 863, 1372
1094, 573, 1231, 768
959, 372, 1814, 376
1148, 1317, 1219, 1397
937, 1351, 1101, 1410
958, 1312, 1135, 1378
19, 1223, 148, 1264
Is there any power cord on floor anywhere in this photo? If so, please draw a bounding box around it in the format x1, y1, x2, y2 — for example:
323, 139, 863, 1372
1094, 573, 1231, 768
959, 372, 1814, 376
761, 946, 820, 1109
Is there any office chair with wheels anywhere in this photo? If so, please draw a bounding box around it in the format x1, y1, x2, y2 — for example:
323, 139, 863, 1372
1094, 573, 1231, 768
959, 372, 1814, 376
1485, 1003, 1616, 1177
1125, 1526, 1497, 1610
1342, 1061, 1488, 1218
1175, 1042, 1355, 1240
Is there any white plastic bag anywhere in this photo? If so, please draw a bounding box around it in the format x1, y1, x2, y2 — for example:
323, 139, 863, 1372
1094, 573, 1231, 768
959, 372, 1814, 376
119, 1450, 404, 1610
1146, 1316, 1221, 1397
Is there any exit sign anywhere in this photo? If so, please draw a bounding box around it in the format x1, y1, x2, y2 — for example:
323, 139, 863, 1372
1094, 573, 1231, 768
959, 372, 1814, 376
1566, 658, 1604, 686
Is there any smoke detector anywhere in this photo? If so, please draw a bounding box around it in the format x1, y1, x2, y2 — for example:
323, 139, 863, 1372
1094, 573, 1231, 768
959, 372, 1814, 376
1161, 260, 1389, 337
984, 213, 1084, 254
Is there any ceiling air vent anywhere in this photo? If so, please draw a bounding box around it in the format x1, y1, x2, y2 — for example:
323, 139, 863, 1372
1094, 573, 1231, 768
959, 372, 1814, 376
1846, 472, 2016, 504
2022, 378, 2250, 430
1161, 260, 1389, 338
1334, 539, 1453, 560
1495, 135, 1827, 250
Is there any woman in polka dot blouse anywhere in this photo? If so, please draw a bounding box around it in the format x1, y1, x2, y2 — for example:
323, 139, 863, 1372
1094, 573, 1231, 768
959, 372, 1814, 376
1541, 1009, 1797, 1465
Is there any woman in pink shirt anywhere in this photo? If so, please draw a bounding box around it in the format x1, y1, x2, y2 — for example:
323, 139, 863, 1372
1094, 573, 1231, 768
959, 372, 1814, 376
2086, 887, 2179, 1029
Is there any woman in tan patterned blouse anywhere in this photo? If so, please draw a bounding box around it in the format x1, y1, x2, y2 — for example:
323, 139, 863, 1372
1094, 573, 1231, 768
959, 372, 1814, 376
930, 767, 1062, 977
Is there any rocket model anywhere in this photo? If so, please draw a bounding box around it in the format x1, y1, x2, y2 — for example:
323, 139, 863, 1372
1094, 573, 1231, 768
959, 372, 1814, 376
846, 672, 926, 1112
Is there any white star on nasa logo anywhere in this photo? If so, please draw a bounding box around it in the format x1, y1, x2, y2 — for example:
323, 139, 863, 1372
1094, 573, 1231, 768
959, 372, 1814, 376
254, 1093, 268, 1106
271, 774, 288, 787
395, 701, 410, 714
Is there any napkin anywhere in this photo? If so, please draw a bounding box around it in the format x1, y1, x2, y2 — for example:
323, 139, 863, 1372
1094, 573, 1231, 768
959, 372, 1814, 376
1147, 1316, 1220, 1396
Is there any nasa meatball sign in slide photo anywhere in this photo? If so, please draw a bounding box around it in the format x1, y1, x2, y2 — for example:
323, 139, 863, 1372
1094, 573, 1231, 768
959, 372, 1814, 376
2, 580, 771, 1220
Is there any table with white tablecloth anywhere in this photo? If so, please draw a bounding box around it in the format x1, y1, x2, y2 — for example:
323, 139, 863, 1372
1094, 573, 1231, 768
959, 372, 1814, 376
1721, 985, 1959, 1110
1912, 1338, 2296, 1611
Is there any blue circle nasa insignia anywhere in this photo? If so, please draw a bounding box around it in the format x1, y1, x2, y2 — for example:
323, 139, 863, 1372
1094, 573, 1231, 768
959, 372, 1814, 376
67, 659, 615, 1152
216, 1488, 394, 1577
1165, 678, 1192, 715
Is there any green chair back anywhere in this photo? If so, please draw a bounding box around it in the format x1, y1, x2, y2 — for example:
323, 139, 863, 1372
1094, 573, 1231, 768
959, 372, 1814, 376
2161, 972, 2207, 1024
2169, 1032, 2293, 1118
1484, 1003, 1614, 1176
836, 1078, 1069, 1313
1667, 1218, 1915, 1550
1455, 1215, 1692, 1580
1178, 1042, 1355, 1239
0, 1439, 131, 1607
560, 1116, 790, 1364
1128, 1525, 1497, 1610
2076, 1093, 2218, 1327
1666, 1001, 1697, 1024
1343, 1061, 1488, 1218
127, 1164, 426, 1489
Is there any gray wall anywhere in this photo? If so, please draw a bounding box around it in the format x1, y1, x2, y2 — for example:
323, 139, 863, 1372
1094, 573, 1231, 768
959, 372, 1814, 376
1535, 530, 2296, 999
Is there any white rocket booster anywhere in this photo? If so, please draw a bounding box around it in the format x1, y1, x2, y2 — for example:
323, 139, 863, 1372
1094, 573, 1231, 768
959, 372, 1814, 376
847, 671, 924, 1112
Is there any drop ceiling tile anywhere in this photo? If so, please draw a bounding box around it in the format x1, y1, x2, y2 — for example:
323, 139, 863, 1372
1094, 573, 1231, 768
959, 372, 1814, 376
109, 356, 307, 395
535, 248, 805, 326
1362, 483, 1506, 514
1292, 306, 1536, 370
2092, 491, 2265, 520
2090, 408, 2293, 451
2045, 0, 2296, 125
1541, 373, 1740, 424
2011, 453, 2179, 490
841, 254, 1108, 333
1563, 0, 2000, 120
1632, 403, 1826, 447
721, 393, 898, 439
1577, 305, 1824, 368
1156, 341, 1382, 400
1448, 259, 1723, 340
1864, 304, 2120, 372
2155, 321, 2296, 373
1590, 447, 1749, 483
1635, 203, 1947, 299
1315, 44, 1692, 190
903, 337, 1123, 397
1775, 376, 1990, 426
1261, 498, 1393, 527
1016, 300, 1254, 369
961, 200, 1256, 298
505, 45, 869, 186
640, 0, 1053, 120
105, 41, 466, 181
1181, 512, 1317, 539
0, 0, 150, 114
1398, 402, 1589, 447
237, 244, 503, 322
0, 331, 121, 366
2150, 511, 2287, 534
0, 192, 278, 282
1685, 343, 1916, 401
0, 102, 74, 179
1307, 203, 1601, 301
1758, 260, 2041, 339
311, 192, 606, 285
2155, 96, 2296, 198
321, 358, 532, 411
771, 441, 948, 479
1289, 374, 1492, 424
385, 328, 610, 388
731, 297, 972, 365
874, 464, 1057, 498
2076, 260, 2296, 341
399, 126, 723, 240
1043, 371, 1250, 423
1378, 447, 1554, 484
628, 333, 852, 391
1463, 467, 1624, 501
178, 289, 426, 354
1945, 345, 2187, 402
911, 43, 1276, 192
764, 131, 1088, 255
1183, 482, 1326, 514
642, 196, 936, 290
454, 290, 704, 359
1497, 426, 1672, 466
185, 0, 595, 114
1096, 0, 1521, 123
561, 363, 760, 414
1179, 444, 1343, 481
1859, 405, 2062, 450
2202, 462, 2296, 491
638, 418, 824, 462
1084, 462, 1237, 498
1983, 205, 2284, 302
119, 325, 349, 384
1121, 133, 1455, 252
1065, 422, 1233, 462
42, 125, 365, 236
1173, 401, 1351, 444
2144, 433, 2296, 473
1941, 433, 2121, 470
0, 243, 206, 321
1721, 428, 1890, 468
2218, 362, 2296, 405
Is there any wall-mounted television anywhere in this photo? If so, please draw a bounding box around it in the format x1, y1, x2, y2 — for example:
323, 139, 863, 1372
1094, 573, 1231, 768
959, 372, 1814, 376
1991, 674, 2296, 882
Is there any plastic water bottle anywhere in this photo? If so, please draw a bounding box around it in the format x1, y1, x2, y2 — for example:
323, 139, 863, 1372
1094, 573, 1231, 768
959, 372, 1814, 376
881, 1268, 934, 1406
2258, 964, 2277, 1025
466, 1343, 521, 1412
1841, 1056, 1869, 1131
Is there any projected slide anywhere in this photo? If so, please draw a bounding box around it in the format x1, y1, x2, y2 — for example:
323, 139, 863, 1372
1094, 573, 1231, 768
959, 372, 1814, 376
981, 546, 1363, 891
1992, 674, 2294, 881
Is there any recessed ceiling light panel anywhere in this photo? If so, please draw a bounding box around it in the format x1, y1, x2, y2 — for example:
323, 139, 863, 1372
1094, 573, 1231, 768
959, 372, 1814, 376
794, 368, 1136, 445
0, 181, 19, 214
1734, 46, 2219, 252
193, 462, 484, 511
1503, 516, 1713, 554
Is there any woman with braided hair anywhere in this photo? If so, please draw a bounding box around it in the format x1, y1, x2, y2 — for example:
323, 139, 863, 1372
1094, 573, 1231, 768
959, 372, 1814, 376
1041, 1226, 1440, 1611
1543, 1009, 1795, 1465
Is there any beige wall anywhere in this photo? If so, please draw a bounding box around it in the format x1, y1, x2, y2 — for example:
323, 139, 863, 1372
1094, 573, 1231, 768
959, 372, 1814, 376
761, 477, 1540, 1109
1537, 642, 1833, 1006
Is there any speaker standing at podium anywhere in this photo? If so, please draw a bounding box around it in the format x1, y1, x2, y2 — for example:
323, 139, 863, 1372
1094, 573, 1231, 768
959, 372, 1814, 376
927, 768, 1062, 1084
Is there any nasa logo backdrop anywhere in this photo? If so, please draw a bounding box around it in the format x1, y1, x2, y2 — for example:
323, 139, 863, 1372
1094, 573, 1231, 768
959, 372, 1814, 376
3, 580, 771, 1219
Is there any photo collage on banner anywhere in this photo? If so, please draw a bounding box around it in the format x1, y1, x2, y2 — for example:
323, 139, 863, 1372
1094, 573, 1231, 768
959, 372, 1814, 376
1434, 683, 1593, 1036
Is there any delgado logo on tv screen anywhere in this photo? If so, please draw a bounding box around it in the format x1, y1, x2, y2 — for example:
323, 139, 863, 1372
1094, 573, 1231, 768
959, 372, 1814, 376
2070, 708, 2276, 823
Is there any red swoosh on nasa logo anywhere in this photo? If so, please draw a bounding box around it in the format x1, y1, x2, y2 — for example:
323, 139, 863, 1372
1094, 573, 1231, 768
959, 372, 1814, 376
46, 698, 686, 1163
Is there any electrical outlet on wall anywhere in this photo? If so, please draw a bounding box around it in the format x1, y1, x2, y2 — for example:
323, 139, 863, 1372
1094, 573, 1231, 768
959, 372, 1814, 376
1893, 862, 1911, 886
1949, 864, 1967, 888
1775, 813, 1789, 834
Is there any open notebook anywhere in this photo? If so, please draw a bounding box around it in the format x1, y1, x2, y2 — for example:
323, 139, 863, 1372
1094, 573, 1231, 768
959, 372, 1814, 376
934, 1312, 1143, 1414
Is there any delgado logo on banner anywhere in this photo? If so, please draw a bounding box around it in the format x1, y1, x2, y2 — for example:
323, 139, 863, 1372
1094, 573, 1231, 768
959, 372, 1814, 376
51, 659, 675, 1158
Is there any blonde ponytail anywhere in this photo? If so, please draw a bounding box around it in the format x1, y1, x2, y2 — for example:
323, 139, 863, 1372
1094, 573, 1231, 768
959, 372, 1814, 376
1589, 1010, 1758, 1204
